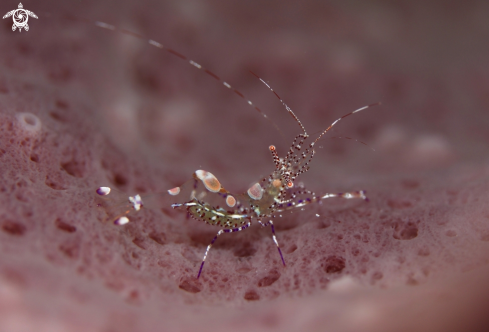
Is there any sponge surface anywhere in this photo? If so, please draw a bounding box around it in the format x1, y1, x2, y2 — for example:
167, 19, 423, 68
1, 0, 489, 331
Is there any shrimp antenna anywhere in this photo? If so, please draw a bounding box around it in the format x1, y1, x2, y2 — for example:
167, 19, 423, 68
311, 102, 381, 146
249, 71, 308, 138
328, 136, 376, 151
40, 12, 286, 140
249, 71, 379, 153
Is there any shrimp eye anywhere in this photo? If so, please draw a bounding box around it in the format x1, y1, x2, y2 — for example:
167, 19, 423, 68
269, 145, 276, 151
287, 181, 294, 188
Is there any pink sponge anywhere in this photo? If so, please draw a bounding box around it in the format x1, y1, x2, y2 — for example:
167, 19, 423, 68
1, 0, 489, 331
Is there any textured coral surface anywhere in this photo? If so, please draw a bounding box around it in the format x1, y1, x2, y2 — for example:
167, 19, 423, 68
1, 0, 489, 331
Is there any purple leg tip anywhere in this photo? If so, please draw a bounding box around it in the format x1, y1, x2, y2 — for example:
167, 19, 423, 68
278, 248, 286, 266
197, 261, 205, 279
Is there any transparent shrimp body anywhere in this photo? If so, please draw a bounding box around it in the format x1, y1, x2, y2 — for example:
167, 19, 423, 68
95, 101, 378, 278
85, 16, 378, 278
96, 111, 373, 278
170, 170, 252, 230
96, 171, 249, 228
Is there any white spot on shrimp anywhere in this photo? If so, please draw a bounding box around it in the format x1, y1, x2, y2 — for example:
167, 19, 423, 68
129, 194, 142, 211
16, 112, 41, 135
226, 195, 236, 207
247, 183, 263, 200
114, 216, 129, 225
168, 187, 181, 196
96, 187, 111, 196
195, 170, 221, 193
195, 170, 207, 180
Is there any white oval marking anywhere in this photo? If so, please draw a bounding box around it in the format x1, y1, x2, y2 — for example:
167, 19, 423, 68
195, 170, 221, 193
114, 216, 129, 225
226, 195, 236, 207
96, 187, 111, 196
168, 187, 181, 196
247, 183, 263, 200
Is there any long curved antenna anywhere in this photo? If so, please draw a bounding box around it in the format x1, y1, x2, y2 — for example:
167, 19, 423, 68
249, 71, 308, 138
311, 102, 381, 147
40, 12, 285, 139
326, 136, 376, 151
